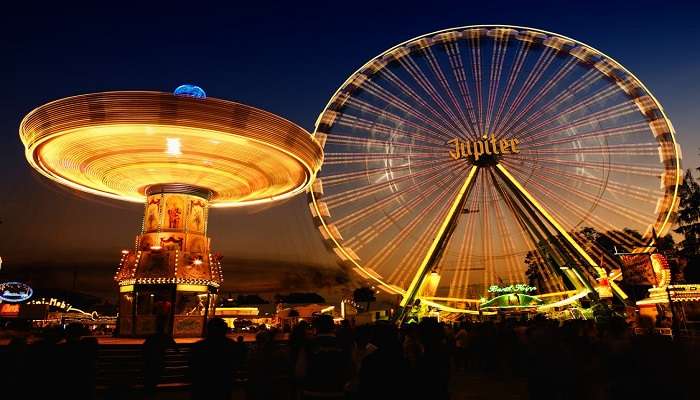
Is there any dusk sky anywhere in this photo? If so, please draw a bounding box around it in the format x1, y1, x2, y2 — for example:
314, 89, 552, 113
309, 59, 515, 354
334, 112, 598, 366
2, 1, 699, 297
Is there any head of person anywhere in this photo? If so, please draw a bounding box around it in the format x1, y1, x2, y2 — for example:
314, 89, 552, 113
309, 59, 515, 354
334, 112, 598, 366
64, 322, 85, 343
206, 317, 229, 339
313, 314, 335, 335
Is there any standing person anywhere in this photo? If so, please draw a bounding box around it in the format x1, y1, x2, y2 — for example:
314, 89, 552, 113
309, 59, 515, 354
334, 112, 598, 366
289, 320, 310, 366
190, 318, 237, 400
416, 318, 450, 399
358, 322, 410, 400
142, 317, 177, 399
402, 324, 422, 371
61, 323, 98, 400
295, 315, 352, 399
246, 330, 290, 399
232, 335, 248, 382
454, 322, 469, 371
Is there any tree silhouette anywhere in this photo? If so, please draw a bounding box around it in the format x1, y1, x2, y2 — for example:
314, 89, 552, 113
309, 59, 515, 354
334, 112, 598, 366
352, 286, 376, 311
675, 170, 700, 257
524, 251, 542, 289
674, 169, 700, 282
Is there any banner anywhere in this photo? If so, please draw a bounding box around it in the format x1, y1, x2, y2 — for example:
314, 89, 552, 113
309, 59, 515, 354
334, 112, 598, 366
619, 254, 657, 286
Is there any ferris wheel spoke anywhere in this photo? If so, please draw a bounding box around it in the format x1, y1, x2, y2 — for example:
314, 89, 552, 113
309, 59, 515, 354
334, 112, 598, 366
424, 46, 475, 136
378, 69, 475, 138
522, 142, 661, 156
512, 163, 661, 204
481, 173, 500, 286
321, 158, 442, 187
467, 34, 486, 134
335, 162, 463, 230
503, 161, 658, 231
324, 160, 458, 208
487, 172, 522, 283
514, 69, 602, 132
340, 97, 455, 142
520, 122, 650, 149
445, 191, 481, 299
391, 193, 458, 287
325, 133, 448, 152
323, 151, 443, 165
490, 40, 530, 136
345, 173, 460, 252
494, 176, 565, 292
516, 101, 639, 144
497, 57, 579, 138
480, 172, 496, 292
362, 78, 466, 139
503, 160, 647, 249
443, 175, 486, 300
491, 47, 557, 137
444, 41, 480, 138
513, 84, 621, 140
329, 115, 448, 147
484, 32, 509, 134
507, 155, 663, 177
367, 171, 468, 282
397, 54, 469, 136
398, 165, 479, 307
504, 171, 640, 272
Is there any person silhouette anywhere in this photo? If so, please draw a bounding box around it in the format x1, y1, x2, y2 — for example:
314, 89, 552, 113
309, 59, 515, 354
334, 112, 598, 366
142, 316, 176, 399
190, 318, 236, 400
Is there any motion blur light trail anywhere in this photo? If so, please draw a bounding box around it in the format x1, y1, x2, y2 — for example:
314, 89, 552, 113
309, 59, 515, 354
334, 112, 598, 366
308, 25, 681, 314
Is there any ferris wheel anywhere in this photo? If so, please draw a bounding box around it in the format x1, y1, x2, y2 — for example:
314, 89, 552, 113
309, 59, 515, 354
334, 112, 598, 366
308, 25, 681, 314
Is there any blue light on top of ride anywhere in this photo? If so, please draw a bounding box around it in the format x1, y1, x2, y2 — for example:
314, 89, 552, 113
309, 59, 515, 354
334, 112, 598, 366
173, 84, 206, 99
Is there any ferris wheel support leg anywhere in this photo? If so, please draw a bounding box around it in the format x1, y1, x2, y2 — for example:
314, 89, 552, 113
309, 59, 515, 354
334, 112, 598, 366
494, 163, 601, 294
397, 165, 479, 322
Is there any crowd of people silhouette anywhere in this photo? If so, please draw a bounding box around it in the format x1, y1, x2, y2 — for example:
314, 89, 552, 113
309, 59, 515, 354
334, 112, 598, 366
2, 314, 699, 399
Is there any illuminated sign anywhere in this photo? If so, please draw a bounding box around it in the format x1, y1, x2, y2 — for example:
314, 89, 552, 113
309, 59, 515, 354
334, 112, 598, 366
0, 303, 20, 317
215, 307, 259, 316
668, 285, 700, 302
448, 135, 520, 162
0, 282, 33, 303
481, 293, 543, 309
27, 297, 73, 311
488, 284, 536, 294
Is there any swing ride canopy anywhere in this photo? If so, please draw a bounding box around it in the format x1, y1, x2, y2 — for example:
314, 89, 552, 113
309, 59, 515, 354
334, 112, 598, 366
20, 91, 324, 207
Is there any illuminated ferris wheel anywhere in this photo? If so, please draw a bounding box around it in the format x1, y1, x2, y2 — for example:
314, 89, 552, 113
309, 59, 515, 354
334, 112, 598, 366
308, 25, 681, 315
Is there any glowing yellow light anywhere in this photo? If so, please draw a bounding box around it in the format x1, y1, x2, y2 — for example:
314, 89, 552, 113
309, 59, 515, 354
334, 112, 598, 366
20, 91, 323, 207
176, 284, 208, 292
538, 290, 591, 310
193, 259, 203, 266
166, 138, 182, 155
496, 163, 599, 292
401, 165, 478, 307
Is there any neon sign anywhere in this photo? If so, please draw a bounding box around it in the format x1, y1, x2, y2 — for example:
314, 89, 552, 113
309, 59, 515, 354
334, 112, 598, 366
0, 282, 33, 303
487, 284, 536, 294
